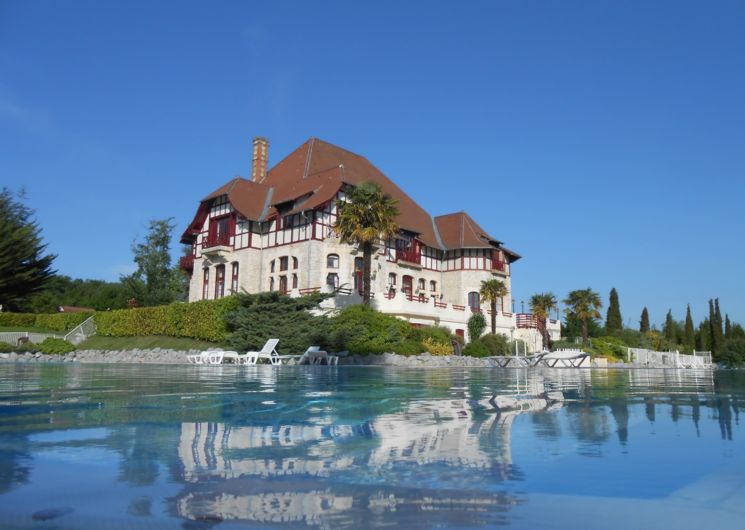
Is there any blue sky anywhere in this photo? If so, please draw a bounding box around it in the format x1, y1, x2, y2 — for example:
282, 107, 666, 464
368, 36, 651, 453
1, 0, 744, 326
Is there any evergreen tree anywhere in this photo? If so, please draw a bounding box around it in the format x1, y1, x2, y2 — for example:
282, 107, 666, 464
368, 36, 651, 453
663, 310, 676, 343
711, 298, 724, 355
0, 188, 56, 310
725, 314, 732, 339
640, 307, 650, 333
683, 305, 695, 353
605, 288, 622, 335
696, 319, 711, 351
121, 218, 182, 307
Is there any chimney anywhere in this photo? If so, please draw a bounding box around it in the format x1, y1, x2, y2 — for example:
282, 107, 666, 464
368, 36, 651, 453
251, 136, 269, 182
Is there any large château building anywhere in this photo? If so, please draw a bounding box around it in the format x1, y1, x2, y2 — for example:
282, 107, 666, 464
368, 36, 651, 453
180, 137, 559, 348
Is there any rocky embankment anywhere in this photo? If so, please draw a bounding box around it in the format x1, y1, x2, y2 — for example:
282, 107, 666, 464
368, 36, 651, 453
0, 349, 620, 367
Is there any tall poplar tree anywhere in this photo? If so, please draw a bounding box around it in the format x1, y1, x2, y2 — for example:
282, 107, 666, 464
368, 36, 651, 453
725, 315, 732, 339
0, 188, 56, 310
710, 298, 724, 355
696, 319, 711, 351
605, 288, 622, 335
683, 305, 695, 353
640, 307, 650, 333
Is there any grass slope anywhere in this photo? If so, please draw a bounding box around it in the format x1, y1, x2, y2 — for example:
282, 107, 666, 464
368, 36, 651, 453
77, 335, 224, 351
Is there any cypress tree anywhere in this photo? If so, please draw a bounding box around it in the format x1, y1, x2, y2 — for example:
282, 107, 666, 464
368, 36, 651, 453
640, 307, 650, 333
663, 310, 676, 343
725, 314, 732, 339
605, 288, 623, 335
696, 319, 711, 351
712, 298, 724, 355
683, 305, 695, 353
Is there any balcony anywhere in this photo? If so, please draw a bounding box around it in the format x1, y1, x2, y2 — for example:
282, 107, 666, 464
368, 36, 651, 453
396, 248, 421, 266
202, 232, 232, 255
491, 258, 508, 275
179, 255, 194, 272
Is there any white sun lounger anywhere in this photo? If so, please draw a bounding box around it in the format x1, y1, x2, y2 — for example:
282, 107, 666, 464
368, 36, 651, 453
187, 350, 227, 365
539, 349, 590, 368
241, 339, 281, 365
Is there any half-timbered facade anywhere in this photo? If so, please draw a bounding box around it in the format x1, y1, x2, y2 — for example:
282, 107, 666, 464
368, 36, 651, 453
181, 137, 559, 348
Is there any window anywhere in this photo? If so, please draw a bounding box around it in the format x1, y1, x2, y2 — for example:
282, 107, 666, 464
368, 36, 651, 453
202, 268, 210, 300
468, 291, 480, 310
292, 257, 299, 269
231, 262, 239, 293
292, 273, 298, 289
402, 275, 413, 295
215, 265, 225, 299
326, 273, 339, 288
430, 280, 437, 292
269, 277, 275, 291
417, 278, 426, 291
280, 256, 289, 271
387, 273, 397, 287
208, 215, 231, 247
270, 260, 275, 273
327, 254, 339, 268
279, 275, 288, 293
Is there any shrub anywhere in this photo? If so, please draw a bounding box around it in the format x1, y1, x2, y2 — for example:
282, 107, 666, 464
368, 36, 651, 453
226, 292, 332, 354
423, 337, 453, 356
0, 313, 36, 327
477, 333, 510, 356
96, 297, 239, 342
37, 338, 75, 355
720, 338, 745, 366
0, 312, 91, 331
328, 305, 421, 355
467, 312, 486, 342
463, 341, 490, 358
0, 342, 13, 353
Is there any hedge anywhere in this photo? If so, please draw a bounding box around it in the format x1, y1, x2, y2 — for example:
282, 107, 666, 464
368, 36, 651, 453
0, 312, 91, 331
95, 297, 239, 342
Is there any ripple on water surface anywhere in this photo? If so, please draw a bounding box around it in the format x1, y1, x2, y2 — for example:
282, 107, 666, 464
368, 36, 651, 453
0, 363, 743, 529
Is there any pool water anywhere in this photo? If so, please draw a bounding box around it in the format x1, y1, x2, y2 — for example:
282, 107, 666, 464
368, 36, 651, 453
0, 363, 742, 529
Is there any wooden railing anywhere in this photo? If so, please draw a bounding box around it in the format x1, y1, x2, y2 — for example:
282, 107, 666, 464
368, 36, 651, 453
203, 232, 230, 248
452, 304, 466, 311
396, 248, 421, 264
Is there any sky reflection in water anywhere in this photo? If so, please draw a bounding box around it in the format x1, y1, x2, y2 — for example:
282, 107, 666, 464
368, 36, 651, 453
0, 364, 742, 529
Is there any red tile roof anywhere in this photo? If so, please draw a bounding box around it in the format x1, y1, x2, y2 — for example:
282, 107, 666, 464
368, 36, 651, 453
182, 138, 519, 260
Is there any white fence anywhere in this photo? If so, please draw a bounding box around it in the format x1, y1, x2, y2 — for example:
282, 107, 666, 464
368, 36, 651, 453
627, 348, 713, 368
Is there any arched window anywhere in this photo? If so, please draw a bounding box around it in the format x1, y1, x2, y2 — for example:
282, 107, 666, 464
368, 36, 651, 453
292, 257, 299, 269
326, 273, 339, 288
279, 275, 288, 294
327, 254, 339, 268
468, 291, 480, 310
269, 277, 275, 291
292, 273, 298, 289
231, 262, 239, 293
430, 280, 437, 292
214, 264, 225, 299
402, 275, 413, 296
202, 268, 210, 300
279, 256, 289, 271
387, 273, 397, 287
270, 260, 275, 273
417, 278, 426, 291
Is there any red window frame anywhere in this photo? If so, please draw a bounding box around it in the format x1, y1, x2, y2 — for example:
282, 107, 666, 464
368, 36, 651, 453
231, 262, 239, 293
215, 265, 225, 299
202, 268, 210, 300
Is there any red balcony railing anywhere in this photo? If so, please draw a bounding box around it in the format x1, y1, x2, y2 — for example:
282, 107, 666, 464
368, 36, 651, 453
396, 248, 421, 264
491, 258, 506, 272
179, 255, 194, 271
203, 232, 230, 249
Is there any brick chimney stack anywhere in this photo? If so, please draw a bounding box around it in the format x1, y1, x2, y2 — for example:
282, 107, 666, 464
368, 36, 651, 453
251, 137, 269, 182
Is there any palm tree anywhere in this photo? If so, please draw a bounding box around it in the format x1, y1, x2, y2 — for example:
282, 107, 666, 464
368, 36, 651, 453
334, 182, 398, 305
480, 279, 509, 334
530, 292, 558, 350
563, 288, 602, 345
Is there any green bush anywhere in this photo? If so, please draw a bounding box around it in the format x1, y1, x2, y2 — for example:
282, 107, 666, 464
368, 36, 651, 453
463, 341, 490, 358
327, 305, 423, 355
720, 338, 745, 366
0, 342, 13, 353
467, 312, 486, 342
422, 337, 453, 356
96, 297, 239, 342
477, 333, 510, 356
37, 338, 75, 355
0, 313, 37, 327
226, 292, 332, 354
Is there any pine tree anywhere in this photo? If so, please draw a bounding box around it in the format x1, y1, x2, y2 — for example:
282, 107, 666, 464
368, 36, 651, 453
725, 314, 732, 339
605, 288, 622, 335
683, 305, 695, 353
640, 307, 650, 333
663, 310, 676, 343
0, 188, 57, 310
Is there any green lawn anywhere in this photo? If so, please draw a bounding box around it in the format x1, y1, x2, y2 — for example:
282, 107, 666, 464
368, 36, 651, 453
0, 326, 59, 334
76, 335, 224, 351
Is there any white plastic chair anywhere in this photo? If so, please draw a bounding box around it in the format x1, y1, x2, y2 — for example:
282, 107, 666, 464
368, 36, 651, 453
242, 339, 281, 365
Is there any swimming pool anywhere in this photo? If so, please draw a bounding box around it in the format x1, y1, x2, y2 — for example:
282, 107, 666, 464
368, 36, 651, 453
0, 363, 742, 529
